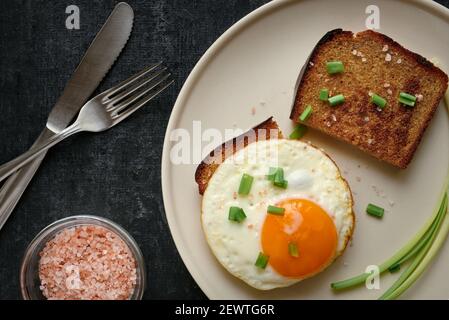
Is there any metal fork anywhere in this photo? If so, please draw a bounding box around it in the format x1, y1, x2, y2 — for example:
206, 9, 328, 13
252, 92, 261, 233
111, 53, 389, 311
0, 63, 172, 183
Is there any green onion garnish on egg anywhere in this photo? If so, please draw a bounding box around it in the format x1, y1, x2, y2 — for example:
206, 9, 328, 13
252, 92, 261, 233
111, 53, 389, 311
267, 167, 288, 189
371, 93, 387, 109
238, 173, 254, 195
267, 205, 285, 216
267, 167, 279, 181
288, 242, 299, 258
326, 61, 344, 74
328, 94, 345, 107
366, 203, 384, 218
228, 206, 246, 223
255, 252, 269, 269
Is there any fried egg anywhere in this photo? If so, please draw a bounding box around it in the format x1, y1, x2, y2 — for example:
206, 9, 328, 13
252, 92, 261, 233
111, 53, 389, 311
201, 139, 354, 290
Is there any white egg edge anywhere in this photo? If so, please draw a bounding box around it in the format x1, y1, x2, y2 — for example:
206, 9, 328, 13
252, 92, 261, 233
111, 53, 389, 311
200, 139, 355, 290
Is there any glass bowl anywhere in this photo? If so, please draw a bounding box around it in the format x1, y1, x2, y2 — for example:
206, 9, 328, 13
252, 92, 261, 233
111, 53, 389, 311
20, 215, 145, 300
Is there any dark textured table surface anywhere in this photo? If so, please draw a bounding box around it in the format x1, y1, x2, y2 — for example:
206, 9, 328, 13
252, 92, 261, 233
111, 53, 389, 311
0, 0, 448, 300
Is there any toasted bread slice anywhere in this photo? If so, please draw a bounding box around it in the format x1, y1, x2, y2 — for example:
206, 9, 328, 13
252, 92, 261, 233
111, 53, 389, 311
290, 29, 448, 169
195, 117, 282, 195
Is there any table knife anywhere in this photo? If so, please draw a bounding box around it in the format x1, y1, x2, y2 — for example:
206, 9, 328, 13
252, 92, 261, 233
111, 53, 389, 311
0, 2, 134, 230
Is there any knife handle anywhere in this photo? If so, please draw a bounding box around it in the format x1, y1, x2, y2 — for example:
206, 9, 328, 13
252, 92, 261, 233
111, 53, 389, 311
0, 128, 54, 230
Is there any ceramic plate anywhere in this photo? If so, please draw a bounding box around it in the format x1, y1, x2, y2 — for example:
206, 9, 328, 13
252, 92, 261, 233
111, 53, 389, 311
162, 0, 449, 299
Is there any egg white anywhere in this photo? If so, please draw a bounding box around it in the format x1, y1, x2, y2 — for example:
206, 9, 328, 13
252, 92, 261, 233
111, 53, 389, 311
201, 139, 354, 290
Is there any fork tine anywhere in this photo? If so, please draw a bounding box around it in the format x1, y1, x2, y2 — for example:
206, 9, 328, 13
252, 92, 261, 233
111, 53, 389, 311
111, 71, 171, 115
106, 68, 168, 111
101, 62, 163, 99
113, 79, 174, 125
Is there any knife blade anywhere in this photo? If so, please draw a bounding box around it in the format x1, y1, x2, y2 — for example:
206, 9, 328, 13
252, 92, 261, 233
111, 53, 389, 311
0, 2, 134, 230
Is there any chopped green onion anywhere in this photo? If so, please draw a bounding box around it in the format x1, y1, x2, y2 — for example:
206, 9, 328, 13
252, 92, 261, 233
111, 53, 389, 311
399, 97, 415, 107
366, 203, 384, 218
400, 92, 417, 102
326, 61, 344, 74
371, 93, 387, 109
267, 205, 285, 215
228, 206, 246, 223
255, 252, 269, 269
299, 105, 313, 122
274, 167, 284, 184
267, 167, 288, 188
289, 124, 307, 140
399, 92, 416, 107
319, 88, 329, 101
267, 167, 278, 181
273, 168, 288, 189
238, 174, 254, 195
288, 242, 299, 258
328, 94, 345, 107
275, 180, 288, 189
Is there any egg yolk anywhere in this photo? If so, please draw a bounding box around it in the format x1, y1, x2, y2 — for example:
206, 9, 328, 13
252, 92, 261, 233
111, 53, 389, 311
261, 198, 337, 278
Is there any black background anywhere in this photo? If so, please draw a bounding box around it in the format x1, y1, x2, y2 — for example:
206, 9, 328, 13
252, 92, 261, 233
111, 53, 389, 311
0, 0, 448, 300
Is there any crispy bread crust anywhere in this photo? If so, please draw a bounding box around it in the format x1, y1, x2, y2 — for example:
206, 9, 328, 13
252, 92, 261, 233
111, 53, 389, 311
290, 29, 448, 169
195, 117, 282, 195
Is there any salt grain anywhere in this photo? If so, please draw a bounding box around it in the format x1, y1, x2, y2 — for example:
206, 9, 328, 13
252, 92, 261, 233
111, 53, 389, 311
362, 57, 367, 62
397, 58, 402, 64
385, 53, 392, 62
387, 89, 393, 95
352, 49, 357, 55
38, 225, 137, 300
383, 83, 390, 88
382, 45, 389, 52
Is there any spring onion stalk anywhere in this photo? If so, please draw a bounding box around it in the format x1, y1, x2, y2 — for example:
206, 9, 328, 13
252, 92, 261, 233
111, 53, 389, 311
331, 182, 448, 290
384, 209, 449, 300
379, 92, 449, 299
389, 203, 444, 271
379, 195, 448, 300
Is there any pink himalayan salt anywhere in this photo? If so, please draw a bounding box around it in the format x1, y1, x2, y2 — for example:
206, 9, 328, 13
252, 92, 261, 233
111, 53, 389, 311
38, 225, 137, 300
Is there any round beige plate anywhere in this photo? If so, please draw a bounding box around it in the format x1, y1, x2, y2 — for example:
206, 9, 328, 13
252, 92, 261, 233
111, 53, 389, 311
162, 0, 449, 299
